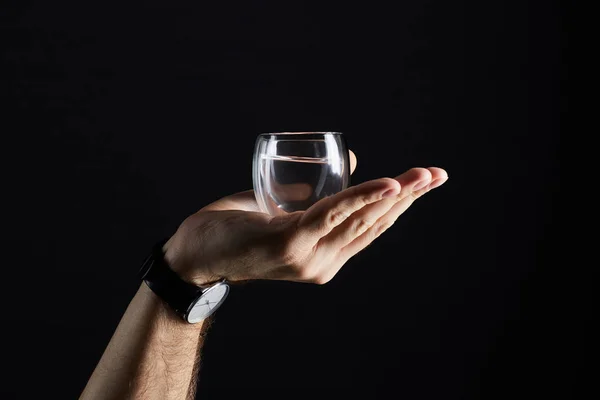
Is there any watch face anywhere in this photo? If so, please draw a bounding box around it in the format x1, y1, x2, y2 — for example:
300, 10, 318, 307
186, 282, 230, 323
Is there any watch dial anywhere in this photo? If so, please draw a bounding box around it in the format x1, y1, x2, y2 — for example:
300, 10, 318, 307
187, 283, 229, 323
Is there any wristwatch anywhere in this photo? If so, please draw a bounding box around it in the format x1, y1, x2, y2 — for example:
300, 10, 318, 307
139, 239, 230, 323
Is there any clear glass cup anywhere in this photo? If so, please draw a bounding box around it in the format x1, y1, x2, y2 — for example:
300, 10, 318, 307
252, 132, 350, 216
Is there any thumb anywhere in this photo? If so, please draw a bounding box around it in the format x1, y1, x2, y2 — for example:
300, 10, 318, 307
349, 150, 357, 175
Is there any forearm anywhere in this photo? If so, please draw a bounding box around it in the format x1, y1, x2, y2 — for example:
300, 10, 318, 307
80, 284, 207, 400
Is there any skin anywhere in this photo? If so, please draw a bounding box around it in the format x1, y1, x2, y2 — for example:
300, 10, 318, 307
80, 151, 448, 399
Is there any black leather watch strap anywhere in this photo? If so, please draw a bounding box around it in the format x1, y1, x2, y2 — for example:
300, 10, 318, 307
139, 239, 202, 318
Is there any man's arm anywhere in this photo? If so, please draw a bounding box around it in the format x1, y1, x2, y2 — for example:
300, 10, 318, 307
80, 165, 448, 399
80, 283, 208, 400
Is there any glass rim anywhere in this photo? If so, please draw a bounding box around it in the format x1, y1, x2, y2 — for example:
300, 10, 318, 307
258, 131, 343, 136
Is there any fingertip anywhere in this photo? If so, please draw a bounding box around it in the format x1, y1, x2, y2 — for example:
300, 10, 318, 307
427, 167, 448, 181
427, 176, 449, 190
412, 167, 433, 182
394, 167, 432, 189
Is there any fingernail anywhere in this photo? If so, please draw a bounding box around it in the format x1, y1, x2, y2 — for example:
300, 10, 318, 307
413, 179, 431, 191
381, 188, 399, 198
427, 177, 448, 191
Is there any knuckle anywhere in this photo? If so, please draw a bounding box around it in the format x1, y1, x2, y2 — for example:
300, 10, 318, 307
355, 195, 370, 209
409, 191, 421, 201
354, 217, 375, 235
327, 209, 349, 227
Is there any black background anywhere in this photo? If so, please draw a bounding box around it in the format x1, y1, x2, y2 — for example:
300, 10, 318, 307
2, 1, 575, 399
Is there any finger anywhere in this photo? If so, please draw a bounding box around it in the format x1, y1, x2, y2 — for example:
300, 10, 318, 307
317, 197, 397, 250
423, 167, 449, 192
318, 167, 433, 249
349, 150, 357, 175
340, 167, 448, 258
392, 167, 434, 198
298, 177, 401, 240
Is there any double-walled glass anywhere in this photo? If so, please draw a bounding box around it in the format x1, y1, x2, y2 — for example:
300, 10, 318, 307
252, 132, 350, 216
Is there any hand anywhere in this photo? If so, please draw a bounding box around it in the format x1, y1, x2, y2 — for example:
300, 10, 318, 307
163, 151, 448, 285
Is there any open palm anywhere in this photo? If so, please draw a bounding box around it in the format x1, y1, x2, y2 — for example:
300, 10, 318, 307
163, 151, 448, 286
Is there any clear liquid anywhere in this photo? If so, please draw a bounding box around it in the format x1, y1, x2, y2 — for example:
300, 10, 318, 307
256, 154, 347, 215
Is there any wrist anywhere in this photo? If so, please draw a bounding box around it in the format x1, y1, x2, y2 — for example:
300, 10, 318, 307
162, 236, 222, 287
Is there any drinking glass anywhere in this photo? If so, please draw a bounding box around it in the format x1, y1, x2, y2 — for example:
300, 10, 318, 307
252, 132, 350, 216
